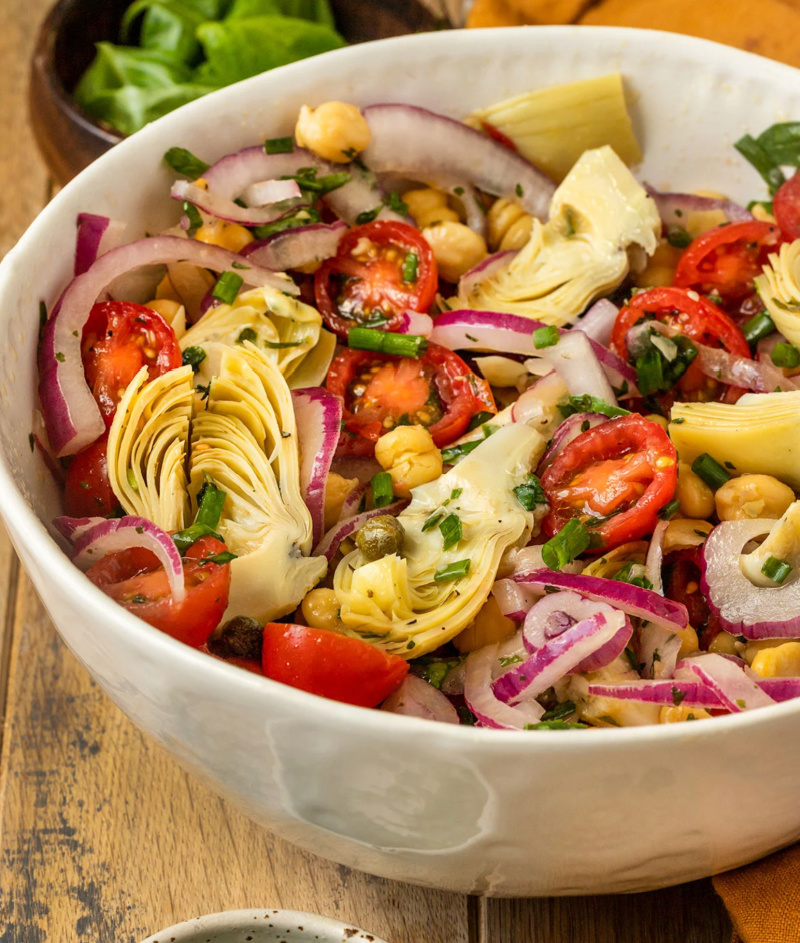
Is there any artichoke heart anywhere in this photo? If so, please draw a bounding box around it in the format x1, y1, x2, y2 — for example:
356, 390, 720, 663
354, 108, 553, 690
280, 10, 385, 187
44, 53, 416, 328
457, 146, 660, 326
334, 423, 547, 657
739, 502, 800, 588
191, 342, 327, 622
107, 364, 193, 531
180, 286, 322, 386
670, 392, 800, 489
756, 240, 800, 347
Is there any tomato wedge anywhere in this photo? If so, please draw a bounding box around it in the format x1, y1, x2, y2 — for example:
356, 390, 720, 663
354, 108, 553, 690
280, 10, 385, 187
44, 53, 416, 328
261, 623, 409, 707
63, 432, 120, 517
663, 547, 721, 649
774, 170, 800, 242
672, 220, 781, 301
82, 300, 182, 426
610, 286, 751, 361
314, 220, 438, 337
86, 535, 231, 648
326, 342, 496, 453
541, 414, 677, 551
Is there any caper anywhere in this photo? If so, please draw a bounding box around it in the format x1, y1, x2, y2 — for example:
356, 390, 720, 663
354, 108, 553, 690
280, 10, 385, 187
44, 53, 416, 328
355, 515, 405, 561
207, 615, 264, 661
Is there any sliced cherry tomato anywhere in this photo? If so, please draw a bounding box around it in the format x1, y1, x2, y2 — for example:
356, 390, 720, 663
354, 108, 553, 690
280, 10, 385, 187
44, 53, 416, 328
82, 301, 182, 426
480, 120, 518, 153
541, 414, 677, 551
314, 220, 437, 336
86, 535, 231, 648
610, 287, 751, 361
662, 547, 721, 648
672, 220, 781, 301
261, 622, 409, 707
326, 342, 496, 450
63, 432, 119, 517
774, 170, 800, 242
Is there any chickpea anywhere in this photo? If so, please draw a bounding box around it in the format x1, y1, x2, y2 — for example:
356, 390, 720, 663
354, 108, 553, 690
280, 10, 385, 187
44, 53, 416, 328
453, 596, 515, 653
750, 641, 800, 678
499, 214, 533, 251
155, 273, 182, 303
660, 705, 712, 723
323, 473, 359, 531
404, 188, 459, 229
663, 519, 713, 554
374, 426, 443, 497
301, 588, 343, 632
422, 221, 487, 283
486, 198, 533, 252
744, 637, 790, 666
194, 219, 253, 253
633, 241, 683, 288
752, 203, 777, 224
709, 631, 740, 656
645, 413, 669, 430
674, 624, 700, 661
144, 298, 183, 323
294, 102, 370, 164
714, 474, 795, 522
676, 462, 715, 519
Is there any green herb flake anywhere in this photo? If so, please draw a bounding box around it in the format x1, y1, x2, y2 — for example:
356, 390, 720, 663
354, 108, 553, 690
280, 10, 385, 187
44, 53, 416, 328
438, 513, 462, 551
433, 559, 470, 582
236, 328, 258, 345
761, 555, 793, 585
182, 346, 206, 371
542, 519, 591, 570
164, 147, 209, 179
691, 453, 731, 491
211, 271, 243, 305
513, 474, 547, 511
401, 252, 419, 284
421, 512, 444, 533
264, 136, 294, 155
533, 325, 560, 349
671, 686, 686, 706
559, 395, 630, 420
371, 471, 394, 509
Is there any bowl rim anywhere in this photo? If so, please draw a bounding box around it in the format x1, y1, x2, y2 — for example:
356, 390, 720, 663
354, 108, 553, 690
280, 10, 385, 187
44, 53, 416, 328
5, 24, 800, 751
138, 908, 387, 943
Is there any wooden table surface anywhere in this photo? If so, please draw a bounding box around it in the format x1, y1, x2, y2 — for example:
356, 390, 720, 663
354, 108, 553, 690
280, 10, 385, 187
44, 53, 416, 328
0, 2, 735, 940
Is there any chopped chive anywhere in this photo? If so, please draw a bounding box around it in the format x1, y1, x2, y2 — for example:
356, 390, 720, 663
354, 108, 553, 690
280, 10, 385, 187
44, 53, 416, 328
439, 513, 462, 551
658, 498, 681, 520
421, 512, 444, 533
613, 562, 653, 590
540, 700, 576, 722
742, 310, 776, 346
671, 686, 686, 706
198, 551, 238, 565
559, 396, 630, 419
211, 271, 243, 305
635, 348, 665, 397
163, 147, 209, 178
263, 339, 303, 349
382, 191, 409, 216
515, 183, 524, 198
356, 207, 380, 225
541, 519, 591, 571
236, 328, 258, 345
347, 327, 427, 359
371, 472, 394, 509
761, 555, 793, 584
450, 487, 463, 500
441, 439, 483, 465
691, 453, 731, 490
513, 474, 547, 511
182, 346, 206, 371
524, 720, 588, 731
182, 201, 203, 236
533, 325, 560, 349
771, 342, 800, 369
666, 228, 692, 249
264, 136, 294, 155
401, 252, 418, 284
467, 411, 494, 433
252, 208, 320, 240
434, 559, 470, 582
172, 481, 227, 553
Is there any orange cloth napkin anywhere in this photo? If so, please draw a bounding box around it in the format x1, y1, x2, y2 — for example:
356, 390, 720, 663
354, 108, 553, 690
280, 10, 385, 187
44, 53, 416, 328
465, 3, 800, 941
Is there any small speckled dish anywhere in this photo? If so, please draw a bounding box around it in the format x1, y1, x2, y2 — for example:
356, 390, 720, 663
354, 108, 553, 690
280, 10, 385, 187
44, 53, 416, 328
140, 909, 387, 943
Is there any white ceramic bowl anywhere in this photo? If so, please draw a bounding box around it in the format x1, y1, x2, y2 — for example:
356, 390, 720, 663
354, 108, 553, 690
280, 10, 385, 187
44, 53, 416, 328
139, 910, 386, 943
3, 26, 800, 897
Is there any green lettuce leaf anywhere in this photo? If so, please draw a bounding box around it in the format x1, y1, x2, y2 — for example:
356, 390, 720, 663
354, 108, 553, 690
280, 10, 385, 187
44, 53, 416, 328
121, 0, 227, 64
225, 0, 336, 28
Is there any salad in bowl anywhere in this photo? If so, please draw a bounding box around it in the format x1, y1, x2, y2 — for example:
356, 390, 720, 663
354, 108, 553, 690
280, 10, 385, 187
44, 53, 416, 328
35, 68, 800, 732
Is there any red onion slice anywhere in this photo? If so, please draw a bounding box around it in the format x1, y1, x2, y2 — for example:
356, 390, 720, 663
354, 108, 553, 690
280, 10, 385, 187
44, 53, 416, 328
313, 501, 408, 561
537, 330, 618, 403
464, 644, 544, 729
395, 310, 433, 337
638, 622, 683, 679
576, 299, 619, 348
458, 250, 517, 298
53, 514, 105, 543
701, 519, 800, 638
492, 610, 625, 705
337, 482, 368, 523
292, 388, 343, 546
586, 679, 724, 709
645, 186, 753, 228
71, 516, 185, 604
645, 520, 669, 595
694, 344, 788, 393
241, 178, 303, 207
75, 213, 126, 276
362, 104, 556, 225
241, 221, 347, 271
758, 678, 800, 702
513, 570, 689, 632
538, 413, 608, 471
675, 654, 775, 712
171, 179, 306, 226
381, 674, 459, 723
491, 577, 540, 623
38, 234, 296, 457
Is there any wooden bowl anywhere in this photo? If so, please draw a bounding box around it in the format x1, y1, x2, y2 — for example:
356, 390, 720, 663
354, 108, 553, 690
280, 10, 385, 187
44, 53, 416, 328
29, 0, 446, 186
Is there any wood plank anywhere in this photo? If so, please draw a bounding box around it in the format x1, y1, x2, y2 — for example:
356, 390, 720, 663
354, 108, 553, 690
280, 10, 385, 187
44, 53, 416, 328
0, 574, 469, 943
481, 883, 732, 942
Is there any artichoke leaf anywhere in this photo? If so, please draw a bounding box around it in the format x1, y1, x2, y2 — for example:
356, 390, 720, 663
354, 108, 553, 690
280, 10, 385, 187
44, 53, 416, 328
756, 240, 800, 347
107, 364, 193, 531
181, 286, 322, 384
190, 342, 326, 622
334, 423, 547, 656
457, 146, 660, 326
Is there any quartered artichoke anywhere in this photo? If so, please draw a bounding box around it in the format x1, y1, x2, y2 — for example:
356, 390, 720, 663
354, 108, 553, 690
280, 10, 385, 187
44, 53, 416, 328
180, 286, 323, 387
669, 391, 800, 489
457, 146, 660, 326
756, 240, 800, 346
190, 342, 327, 622
333, 423, 547, 657
107, 364, 193, 531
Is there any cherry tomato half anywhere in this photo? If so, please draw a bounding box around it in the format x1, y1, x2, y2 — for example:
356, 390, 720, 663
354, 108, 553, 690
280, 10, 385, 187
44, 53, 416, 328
774, 171, 800, 242
672, 220, 781, 301
314, 220, 438, 337
326, 342, 496, 452
662, 546, 721, 648
261, 622, 409, 707
82, 301, 182, 426
63, 432, 119, 517
86, 535, 232, 648
541, 414, 677, 551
